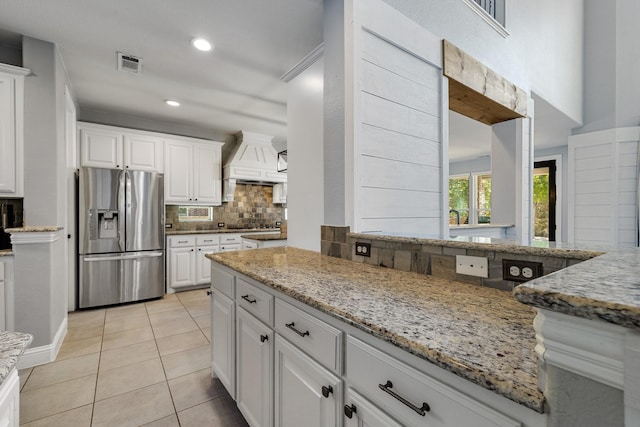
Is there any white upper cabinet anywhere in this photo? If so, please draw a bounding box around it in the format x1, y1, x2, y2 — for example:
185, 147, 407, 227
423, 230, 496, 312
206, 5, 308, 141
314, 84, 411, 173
79, 125, 123, 169
78, 122, 163, 172
123, 133, 164, 172
164, 138, 223, 205
0, 64, 29, 196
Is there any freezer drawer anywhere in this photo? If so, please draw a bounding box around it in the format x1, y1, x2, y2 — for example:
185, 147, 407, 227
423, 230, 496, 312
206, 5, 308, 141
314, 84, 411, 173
79, 251, 164, 308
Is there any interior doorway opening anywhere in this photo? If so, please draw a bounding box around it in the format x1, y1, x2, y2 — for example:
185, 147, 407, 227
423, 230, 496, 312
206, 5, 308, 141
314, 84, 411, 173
533, 160, 557, 241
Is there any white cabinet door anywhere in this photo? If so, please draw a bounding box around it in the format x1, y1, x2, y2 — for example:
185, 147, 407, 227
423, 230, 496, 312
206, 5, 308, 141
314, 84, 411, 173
273, 183, 287, 204
79, 126, 124, 169
164, 140, 193, 203
169, 246, 195, 289
236, 307, 273, 427
212, 289, 235, 398
0, 76, 16, 194
0, 369, 19, 427
274, 336, 342, 427
344, 388, 403, 427
196, 245, 219, 284
193, 143, 221, 205
124, 134, 163, 172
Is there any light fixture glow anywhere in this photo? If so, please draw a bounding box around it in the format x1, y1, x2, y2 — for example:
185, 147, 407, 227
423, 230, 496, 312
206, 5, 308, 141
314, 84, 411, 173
165, 99, 180, 107
191, 38, 213, 52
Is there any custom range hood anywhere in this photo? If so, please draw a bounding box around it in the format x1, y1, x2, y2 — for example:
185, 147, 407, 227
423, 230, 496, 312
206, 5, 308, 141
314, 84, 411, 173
222, 131, 287, 202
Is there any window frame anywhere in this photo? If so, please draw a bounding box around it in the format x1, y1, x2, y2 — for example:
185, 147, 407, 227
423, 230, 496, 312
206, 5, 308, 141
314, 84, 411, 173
462, 0, 509, 38
449, 171, 492, 225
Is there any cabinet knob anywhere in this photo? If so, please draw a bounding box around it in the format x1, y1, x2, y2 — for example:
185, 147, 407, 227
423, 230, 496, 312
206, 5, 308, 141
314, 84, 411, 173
116, 164, 120, 168
191, 249, 194, 252
126, 165, 129, 168
206, 290, 212, 296
321, 385, 333, 398
195, 198, 198, 201
260, 334, 268, 343
344, 404, 357, 419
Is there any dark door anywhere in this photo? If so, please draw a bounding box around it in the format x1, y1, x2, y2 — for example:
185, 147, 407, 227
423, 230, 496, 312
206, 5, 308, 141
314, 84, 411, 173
533, 160, 557, 241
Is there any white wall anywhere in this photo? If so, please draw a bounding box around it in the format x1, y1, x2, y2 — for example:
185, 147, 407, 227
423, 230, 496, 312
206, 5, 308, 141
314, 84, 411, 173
449, 157, 491, 176
382, 0, 584, 125
287, 59, 324, 251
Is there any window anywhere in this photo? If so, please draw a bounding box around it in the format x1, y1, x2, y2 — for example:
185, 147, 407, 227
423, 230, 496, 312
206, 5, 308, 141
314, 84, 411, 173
449, 173, 492, 225
463, 0, 508, 36
178, 206, 213, 222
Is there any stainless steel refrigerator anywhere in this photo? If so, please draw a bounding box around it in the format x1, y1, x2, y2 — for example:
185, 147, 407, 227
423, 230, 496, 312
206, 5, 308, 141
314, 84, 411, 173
78, 167, 165, 308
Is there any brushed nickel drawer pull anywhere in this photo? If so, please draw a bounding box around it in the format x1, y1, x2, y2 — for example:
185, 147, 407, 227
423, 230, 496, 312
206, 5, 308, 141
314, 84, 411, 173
241, 295, 257, 304
378, 381, 430, 416
285, 322, 310, 337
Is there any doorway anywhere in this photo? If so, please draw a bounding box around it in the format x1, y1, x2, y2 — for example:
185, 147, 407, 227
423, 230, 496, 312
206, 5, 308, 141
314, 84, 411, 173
533, 160, 557, 241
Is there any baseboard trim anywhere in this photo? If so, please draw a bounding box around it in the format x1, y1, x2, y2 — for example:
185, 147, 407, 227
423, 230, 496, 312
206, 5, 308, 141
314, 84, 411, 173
17, 317, 67, 369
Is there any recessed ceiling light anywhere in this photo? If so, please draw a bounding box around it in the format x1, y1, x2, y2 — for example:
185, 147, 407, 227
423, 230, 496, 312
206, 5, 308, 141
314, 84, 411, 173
191, 38, 213, 52
165, 99, 180, 107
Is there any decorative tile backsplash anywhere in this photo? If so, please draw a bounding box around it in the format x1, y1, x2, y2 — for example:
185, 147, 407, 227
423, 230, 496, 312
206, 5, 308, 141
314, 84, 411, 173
321, 225, 590, 291
165, 184, 285, 231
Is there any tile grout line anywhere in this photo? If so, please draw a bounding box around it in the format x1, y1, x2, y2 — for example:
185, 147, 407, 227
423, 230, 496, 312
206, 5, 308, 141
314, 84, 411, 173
89, 308, 107, 427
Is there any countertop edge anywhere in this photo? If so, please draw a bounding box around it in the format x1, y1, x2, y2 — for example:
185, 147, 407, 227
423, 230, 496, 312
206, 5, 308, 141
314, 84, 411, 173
0, 332, 33, 386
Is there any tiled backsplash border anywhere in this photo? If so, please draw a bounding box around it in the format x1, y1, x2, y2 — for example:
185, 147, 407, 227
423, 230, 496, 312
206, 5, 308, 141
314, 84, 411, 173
321, 225, 590, 291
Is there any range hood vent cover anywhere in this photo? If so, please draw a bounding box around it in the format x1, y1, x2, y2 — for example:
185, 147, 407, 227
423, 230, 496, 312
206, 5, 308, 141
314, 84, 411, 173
117, 52, 143, 74
222, 131, 287, 202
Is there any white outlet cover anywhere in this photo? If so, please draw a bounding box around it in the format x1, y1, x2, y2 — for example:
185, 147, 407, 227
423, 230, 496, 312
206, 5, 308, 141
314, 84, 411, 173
456, 255, 489, 278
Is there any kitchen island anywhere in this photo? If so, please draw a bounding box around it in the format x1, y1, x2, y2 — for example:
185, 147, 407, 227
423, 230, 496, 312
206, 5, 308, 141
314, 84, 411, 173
207, 246, 546, 427
0, 331, 32, 426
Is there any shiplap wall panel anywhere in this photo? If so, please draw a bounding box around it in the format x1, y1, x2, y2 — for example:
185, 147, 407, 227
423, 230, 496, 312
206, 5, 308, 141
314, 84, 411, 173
360, 187, 440, 218
361, 125, 440, 166
361, 31, 440, 92
360, 156, 439, 192
569, 128, 640, 246
362, 93, 440, 141
353, 21, 443, 234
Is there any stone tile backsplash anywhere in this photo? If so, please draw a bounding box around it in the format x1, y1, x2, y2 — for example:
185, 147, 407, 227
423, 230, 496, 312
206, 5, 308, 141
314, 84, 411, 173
165, 184, 285, 232
321, 225, 590, 291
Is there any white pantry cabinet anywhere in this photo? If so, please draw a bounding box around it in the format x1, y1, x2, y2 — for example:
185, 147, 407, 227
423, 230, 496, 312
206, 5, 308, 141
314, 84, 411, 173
164, 139, 223, 205
78, 122, 164, 172
0, 64, 28, 196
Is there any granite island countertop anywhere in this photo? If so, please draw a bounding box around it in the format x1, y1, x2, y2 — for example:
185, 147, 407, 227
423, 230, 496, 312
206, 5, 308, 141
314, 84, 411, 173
240, 233, 287, 241
0, 249, 13, 257
166, 228, 279, 236
5, 226, 63, 233
0, 331, 32, 386
514, 248, 640, 329
207, 246, 544, 412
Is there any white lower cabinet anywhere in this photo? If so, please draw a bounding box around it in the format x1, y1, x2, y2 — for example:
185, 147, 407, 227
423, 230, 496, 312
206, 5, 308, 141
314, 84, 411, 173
210, 262, 537, 427
196, 245, 219, 284
344, 388, 403, 427
236, 307, 273, 427
211, 289, 235, 398
0, 369, 19, 426
275, 335, 342, 427
169, 246, 196, 289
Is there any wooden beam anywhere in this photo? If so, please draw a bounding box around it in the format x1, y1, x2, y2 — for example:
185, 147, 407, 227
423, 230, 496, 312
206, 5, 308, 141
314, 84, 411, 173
443, 40, 527, 125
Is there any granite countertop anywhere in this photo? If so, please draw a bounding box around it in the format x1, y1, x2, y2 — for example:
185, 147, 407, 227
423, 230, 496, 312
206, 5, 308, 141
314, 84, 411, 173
5, 226, 63, 233
0, 249, 13, 257
514, 249, 640, 329
0, 331, 32, 386
207, 247, 544, 412
352, 232, 604, 260
240, 233, 287, 241
166, 228, 279, 236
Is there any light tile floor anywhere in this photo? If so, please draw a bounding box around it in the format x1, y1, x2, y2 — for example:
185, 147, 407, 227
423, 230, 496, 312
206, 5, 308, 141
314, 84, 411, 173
18, 289, 249, 427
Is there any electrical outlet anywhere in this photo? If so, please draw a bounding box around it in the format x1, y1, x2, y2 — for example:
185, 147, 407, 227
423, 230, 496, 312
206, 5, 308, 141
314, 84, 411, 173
276, 221, 282, 226
217, 222, 225, 228
502, 259, 543, 282
355, 242, 371, 257
165, 223, 172, 228
456, 255, 488, 278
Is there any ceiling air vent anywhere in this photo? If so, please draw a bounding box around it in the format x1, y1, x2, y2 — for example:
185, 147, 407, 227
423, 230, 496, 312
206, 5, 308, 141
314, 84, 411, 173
117, 52, 142, 74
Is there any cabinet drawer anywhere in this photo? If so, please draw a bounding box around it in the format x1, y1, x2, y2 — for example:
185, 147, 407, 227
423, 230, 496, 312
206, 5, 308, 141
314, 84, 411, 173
168, 235, 195, 248
220, 234, 242, 244
211, 264, 235, 299
236, 278, 273, 325
196, 235, 219, 246
220, 243, 241, 252
346, 337, 519, 427
275, 299, 342, 373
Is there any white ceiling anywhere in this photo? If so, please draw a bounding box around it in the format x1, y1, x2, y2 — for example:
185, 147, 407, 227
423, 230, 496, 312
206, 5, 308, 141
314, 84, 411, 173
0, 0, 323, 143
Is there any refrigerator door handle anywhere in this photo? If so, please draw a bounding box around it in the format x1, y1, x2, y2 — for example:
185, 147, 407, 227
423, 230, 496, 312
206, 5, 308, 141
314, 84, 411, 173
83, 252, 163, 262
118, 170, 127, 252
